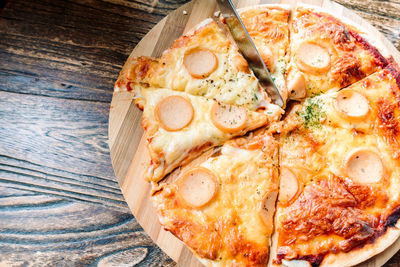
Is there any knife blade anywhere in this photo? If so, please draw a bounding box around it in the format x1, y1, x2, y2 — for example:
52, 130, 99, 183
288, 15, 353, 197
216, 0, 284, 107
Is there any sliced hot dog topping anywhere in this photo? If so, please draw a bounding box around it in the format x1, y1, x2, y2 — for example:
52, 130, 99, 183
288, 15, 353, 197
296, 42, 331, 74
279, 167, 300, 205
211, 102, 248, 133
335, 89, 369, 119
177, 167, 218, 208
287, 72, 306, 100
345, 149, 384, 184
155, 95, 194, 131
259, 190, 278, 232
232, 54, 250, 73
183, 48, 218, 79
259, 45, 274, 70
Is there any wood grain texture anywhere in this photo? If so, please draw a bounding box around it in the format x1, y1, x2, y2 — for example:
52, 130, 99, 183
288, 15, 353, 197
332, 0, 400, 51
0, 0, 192, 266
1, 0, 399, 266
109, 0, 400, 266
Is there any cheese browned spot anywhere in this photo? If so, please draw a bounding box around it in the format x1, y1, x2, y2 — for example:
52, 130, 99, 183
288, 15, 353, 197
335, 89, 369, 119
155, 95, 194, 131
295, 42, 331, 74
287, 72, 306, 100
177, 167, 218, 208
345, 149, 384, 184
211, 102, 248, 133
279, 168, 300, 205
183, 48, 218, 79
259, 190, 278, 232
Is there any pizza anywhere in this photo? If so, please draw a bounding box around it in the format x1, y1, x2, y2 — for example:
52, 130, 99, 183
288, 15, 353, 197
113, 3, 400, 267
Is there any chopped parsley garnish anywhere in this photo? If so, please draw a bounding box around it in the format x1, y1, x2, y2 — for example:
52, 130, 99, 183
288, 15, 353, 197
296, 97, 326, 128
277, 59, 287, 74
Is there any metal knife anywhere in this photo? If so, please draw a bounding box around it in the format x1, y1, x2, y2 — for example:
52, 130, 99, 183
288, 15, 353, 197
216, 0, 284, 107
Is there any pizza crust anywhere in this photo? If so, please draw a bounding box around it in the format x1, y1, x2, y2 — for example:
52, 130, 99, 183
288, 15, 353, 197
321, 224, 400, 266
296, 3, 391, 59
272, 224, 400, 267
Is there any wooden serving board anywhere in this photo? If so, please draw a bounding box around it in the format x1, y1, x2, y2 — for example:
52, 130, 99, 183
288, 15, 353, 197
108, 0, 400, 266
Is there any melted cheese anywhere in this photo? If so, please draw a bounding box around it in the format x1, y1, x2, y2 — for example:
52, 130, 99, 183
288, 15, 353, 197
152, 134, 279, 266
119, 20, 271, 111
309, 69, 400, 137
275, 67, 400, 264
141, 87, 279, 181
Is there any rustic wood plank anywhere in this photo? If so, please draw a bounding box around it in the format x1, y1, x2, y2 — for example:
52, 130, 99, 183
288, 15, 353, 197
0, 89, 178, 265
0, 0, 190, 265
0, 0, 190, 102
2, 0, 400, 266
0, 190, 175, 266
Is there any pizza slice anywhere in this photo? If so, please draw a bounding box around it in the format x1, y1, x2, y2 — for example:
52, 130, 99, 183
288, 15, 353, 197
286, 6, 387, 99
115, 19, 276, 112
135, 84, 280, 182
271, 64, 400, 266
152, 132, 279, 266
239, 5, 290, 103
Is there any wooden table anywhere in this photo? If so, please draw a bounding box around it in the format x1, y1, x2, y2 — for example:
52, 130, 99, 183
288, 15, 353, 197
1, 0, 400, 266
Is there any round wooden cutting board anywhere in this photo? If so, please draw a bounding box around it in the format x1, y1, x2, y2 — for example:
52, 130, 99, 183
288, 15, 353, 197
108, 0, 400, 266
